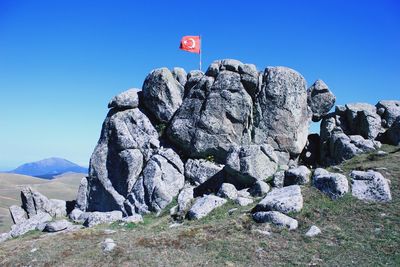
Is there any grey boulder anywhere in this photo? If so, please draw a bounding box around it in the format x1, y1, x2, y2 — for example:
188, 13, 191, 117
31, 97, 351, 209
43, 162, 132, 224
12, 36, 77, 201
350, 170, 392, 202
184, 159, 224, 185
307, 80, 335, 122
249, 180, 270, 197
176, 185, 194, 215
235, 197, 254, 206
376, 100, 400, 128
305, 225, 321, 237
272, 171, 285, 188
121, 214, 143, 224
252, 211, 298, 230
344, 103, 383, 139
108, 88, 139, 109
44, 219, 72, 232
225, 144, 278, 187
312, 168, 349, 199
188, 195, 227, 220
217, 183, 238, 200
21, 187, 66, 218
382, 116, 400, 145
171, 67, 187, 87
142, 67, 184, 123
254, 185, 303, 214
84, 211, 123, 227
10, 212, 52, 237
9, 205, 26, 224
284, 165, 311, 186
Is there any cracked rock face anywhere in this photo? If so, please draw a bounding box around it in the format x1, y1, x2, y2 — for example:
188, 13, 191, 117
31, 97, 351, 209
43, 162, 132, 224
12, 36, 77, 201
307, 79, 336, 122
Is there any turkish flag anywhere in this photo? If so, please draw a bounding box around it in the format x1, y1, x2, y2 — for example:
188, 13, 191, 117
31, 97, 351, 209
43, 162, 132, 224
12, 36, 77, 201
179, 36, 201, 54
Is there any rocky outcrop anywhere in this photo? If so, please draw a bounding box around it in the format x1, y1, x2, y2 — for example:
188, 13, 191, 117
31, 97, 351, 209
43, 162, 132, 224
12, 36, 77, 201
21, 187, 67, 218
307, 80, 335, 122
350, 170, 392, 202
312, 168, 349, 199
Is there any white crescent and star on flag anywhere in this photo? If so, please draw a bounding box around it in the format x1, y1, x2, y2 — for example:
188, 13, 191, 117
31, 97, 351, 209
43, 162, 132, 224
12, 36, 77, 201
183, 38, 196, 49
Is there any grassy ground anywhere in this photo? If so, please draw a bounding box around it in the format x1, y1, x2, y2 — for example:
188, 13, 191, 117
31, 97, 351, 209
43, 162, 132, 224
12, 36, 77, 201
0, 146, 399, 266
0, 172, 83, 232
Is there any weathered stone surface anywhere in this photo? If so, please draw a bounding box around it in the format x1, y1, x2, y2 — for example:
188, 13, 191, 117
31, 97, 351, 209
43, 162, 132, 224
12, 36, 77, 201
305, 225, 321, 237
177, 185, 194, 214
272, 171, 285, 188
108, 88, 139, 109
121, 214, 143, 224
252, 211, 298, 230
235, 197, 254, 206
376, 100, 400, 128
10, 212, 52, 237
76, 177, 89, 211
184, 159, 224, 185
21, 187, 66, 218
102, 238, 116, 252
171, 67, 187, 87
249, 180, 270, 197
188, 195, 227, 220
307, 80, 335, 122
217, 183, 238, 200
237, 189, 251, 198
312, 168, 349, 199
9, 205, 26, 224
350, 170, 392, 202
128, 148, 184, 214
142, 68, 184, 123
253, 67, 311, 156
44, 219, 72, 232
344, 103, 383, 139
225, 144, 278, 187
84, 211, 123, 227
254, 185, 303, 214
168, 60, 254, 162
382, 116, 400, 145
284, 165, 311, 186
69, 208, 86, 223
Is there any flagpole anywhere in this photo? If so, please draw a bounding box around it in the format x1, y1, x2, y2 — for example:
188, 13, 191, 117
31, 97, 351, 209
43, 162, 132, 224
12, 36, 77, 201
199, 35, 202, 71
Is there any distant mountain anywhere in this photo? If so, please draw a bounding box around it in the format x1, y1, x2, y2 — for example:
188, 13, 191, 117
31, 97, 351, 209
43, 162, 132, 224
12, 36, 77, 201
9, 157, 88, 179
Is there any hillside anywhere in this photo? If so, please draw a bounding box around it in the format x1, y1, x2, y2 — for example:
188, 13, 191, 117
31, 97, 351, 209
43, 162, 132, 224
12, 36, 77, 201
0, 173, 83, 233
0, 146, 398, 266
9, 157, 88, 179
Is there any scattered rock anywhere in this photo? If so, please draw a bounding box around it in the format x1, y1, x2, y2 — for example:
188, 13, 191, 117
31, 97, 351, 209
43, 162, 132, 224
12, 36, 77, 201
121, 214, 143, 224
235, 197, 254, 206
104, 229, 117, 235
252, 211, 298, 230
108, 88, 139, 109
217, 183, 238, 200
10, 212, 52, 237
284, 165, 311, 186
84, 211, 123, 227
254, 185, 303, 214
102, 238, 116, 252
350, 170, 392, 202
375, 100, 400, 128
312, 168, 349, 199
249, 180, 270, 197
305, 225, 321, 237
225, 144, 278, 187
272, 171, 285, 188
43, 220, 72, 232
307, 79, 336, 122
0, 232, 11, 243
188, 195, 227, 220
9, 205, 26, 224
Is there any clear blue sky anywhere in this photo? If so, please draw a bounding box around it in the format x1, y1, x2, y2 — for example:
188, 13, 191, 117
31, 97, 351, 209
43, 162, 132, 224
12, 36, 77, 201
0, 0, 399, 170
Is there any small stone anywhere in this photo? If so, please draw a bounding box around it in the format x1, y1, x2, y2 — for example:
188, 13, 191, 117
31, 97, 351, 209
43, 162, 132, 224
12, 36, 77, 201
350, 170, 392, 202
102, 238, 116, 252
249, 180, 270, 197
217, 183, 238, 200
44, 220, 72, 232
252, 211, 298, 230
235, 197, 254, 206
272, 171, 285, 188
121, 214, 143, 224
254, 185, 303, 214
30, 248, 38, 253
228, 208, 238, 215
284, 165, 311, 186
104, 229, 117, 235
305, 225, 321, 237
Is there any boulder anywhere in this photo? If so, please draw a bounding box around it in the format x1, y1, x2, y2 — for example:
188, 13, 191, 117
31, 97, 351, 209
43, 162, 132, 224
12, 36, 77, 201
252, 211, 298, 230
128, 148, 185, 214
76, 177, 89, 211
69, 208, 86, 223
225, 144, 278, 187
253, 67, 311, 156
171, 67, 187, 87
307, 80, 335, 122
249, 180, 270, 197
344, 103, 383, 139
9, 205, 26, 224
121, 214, 143, 224
376, 100, 400, 128
188, 195, 227, 220
235, 197, 254, 206
284, 165, 311, 186
312, 168, 349, 199
44, 219, 72, 232
108, 88, 139, 109
10, 212, 52, 237
21, 187, 66, 218
381, 117, 400, 145
176, 185, 194, 214
350, 170, 392, 202
305, 225, 321, 237
272, 171, 285, 188
254, 185, 303, 214
102, 238, 116, 252
142, 68, 184, 123
217, 183, 238, 200
84, 211, 123, 227
184, 159, 224, 185
0, 232, 11, 243
168, 60, 254, 162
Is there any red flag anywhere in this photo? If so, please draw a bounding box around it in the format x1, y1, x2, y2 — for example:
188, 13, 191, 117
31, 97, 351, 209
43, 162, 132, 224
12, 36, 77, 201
179, 36, 201, 54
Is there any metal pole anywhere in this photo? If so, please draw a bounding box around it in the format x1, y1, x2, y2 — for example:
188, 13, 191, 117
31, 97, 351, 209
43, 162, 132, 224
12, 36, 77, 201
199, 35, 202, 71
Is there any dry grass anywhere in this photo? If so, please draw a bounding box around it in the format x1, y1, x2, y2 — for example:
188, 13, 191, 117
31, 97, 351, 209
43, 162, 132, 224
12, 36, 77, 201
0, 146, 399, 266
